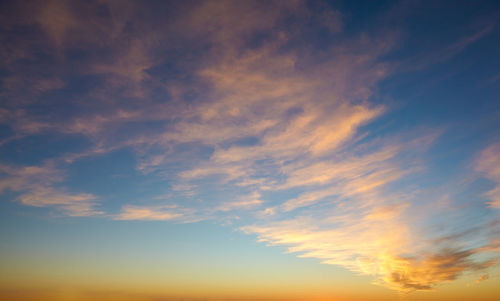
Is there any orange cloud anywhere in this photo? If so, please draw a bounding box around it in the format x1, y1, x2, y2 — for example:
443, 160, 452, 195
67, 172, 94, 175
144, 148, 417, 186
476, 274, 489, 283
242, 217, 496, 292
114, 205, 183, 221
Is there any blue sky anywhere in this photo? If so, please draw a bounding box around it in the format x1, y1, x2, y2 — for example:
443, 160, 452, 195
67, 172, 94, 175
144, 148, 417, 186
0, 1, 499, 300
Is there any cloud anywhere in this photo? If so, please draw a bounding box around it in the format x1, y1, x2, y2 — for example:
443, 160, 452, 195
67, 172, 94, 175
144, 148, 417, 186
476, 143, 500, 208
400, 22, 496, 73
36, 0, 78, 47
242, 217, 496, 292
167, 31, 392, 195
476, 274, 489, 283
184, 0, 304, 49
114, 205, 183, 221
0, 162, 101, 216
18, 187, 99, 217
216, 192, 264, 212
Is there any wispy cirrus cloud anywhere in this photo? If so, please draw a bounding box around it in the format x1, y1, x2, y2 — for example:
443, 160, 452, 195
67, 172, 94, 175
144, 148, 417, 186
242, 213, 497, 292
476, 143, 500, 208
114, 205, 183, 221
0, 162, 101, 216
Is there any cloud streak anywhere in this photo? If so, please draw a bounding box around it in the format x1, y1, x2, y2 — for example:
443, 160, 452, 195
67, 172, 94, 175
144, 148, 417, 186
242, 218, 497, 292
114, 205, 183, 221
476, 143, 500, 208
0, 162, 101, 216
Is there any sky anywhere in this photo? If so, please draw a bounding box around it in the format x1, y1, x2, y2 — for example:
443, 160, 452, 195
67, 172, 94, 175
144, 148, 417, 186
0, 0, 499, 300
